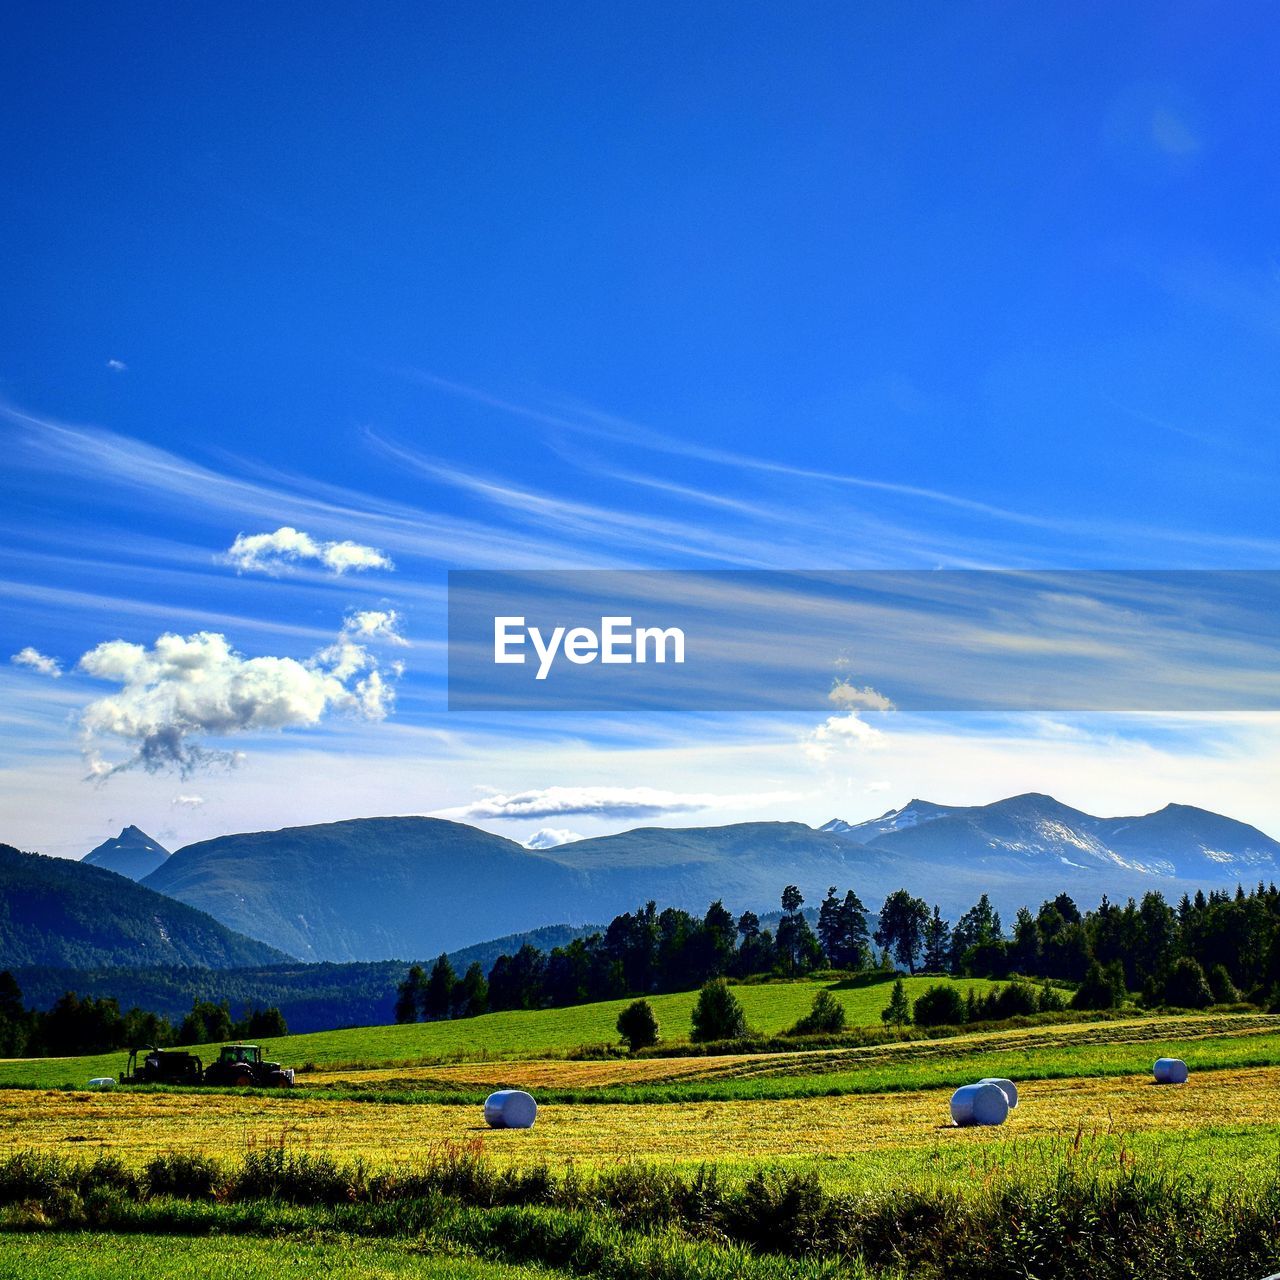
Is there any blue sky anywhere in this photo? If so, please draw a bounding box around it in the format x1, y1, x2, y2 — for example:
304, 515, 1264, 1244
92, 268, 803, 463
3, 2, 1280, 857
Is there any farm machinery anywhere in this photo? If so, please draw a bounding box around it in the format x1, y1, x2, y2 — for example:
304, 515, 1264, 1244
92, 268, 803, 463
121, 1043, 294, 1088
201, 1043, 295, 1088
121, 1046, 204, 1085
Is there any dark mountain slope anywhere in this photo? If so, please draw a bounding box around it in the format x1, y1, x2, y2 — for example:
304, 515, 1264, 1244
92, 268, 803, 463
9, 922, 600, 1033
0, 843, 289, 969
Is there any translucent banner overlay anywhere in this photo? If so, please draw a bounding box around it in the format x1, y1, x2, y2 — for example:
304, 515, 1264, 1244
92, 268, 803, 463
447, 570, 1280, 712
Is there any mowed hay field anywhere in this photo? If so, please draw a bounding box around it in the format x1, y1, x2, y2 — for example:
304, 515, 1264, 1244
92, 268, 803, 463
298, 1013, 1280, 1097
3, 983, 1280, 1201
5, 1064, 1280, 1187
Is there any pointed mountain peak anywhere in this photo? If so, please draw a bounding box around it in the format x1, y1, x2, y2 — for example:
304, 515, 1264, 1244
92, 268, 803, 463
82, 827, 171, 881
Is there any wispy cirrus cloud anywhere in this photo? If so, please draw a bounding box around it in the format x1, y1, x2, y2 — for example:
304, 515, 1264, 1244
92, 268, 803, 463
435, 784, 798, 823
11, 647, 62, 678
405, 374, 1280, 568
0, 406, 600, 570
226, 526, 393, 576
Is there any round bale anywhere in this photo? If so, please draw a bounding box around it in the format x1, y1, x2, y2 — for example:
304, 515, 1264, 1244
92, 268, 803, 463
978, 1077, 1018, 1109
484, 1089, 538, 1129
949, 1082, 1009, 1127
1153, 1057, 1189, 1085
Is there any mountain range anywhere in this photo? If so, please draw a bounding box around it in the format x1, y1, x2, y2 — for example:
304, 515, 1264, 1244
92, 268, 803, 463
125, 794, 1280, 963
3, 792, 1276, 971
0, 843, 289, 969
137, 816, 897, 961
819, 793, 1280, 882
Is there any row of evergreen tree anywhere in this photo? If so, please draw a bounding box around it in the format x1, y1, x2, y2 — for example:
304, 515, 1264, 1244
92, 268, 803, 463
0, 973, 288, 1059
394, 880, 1280, 1023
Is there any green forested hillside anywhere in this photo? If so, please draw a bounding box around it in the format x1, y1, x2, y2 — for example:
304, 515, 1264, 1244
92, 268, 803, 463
0, 844, 288, 969
9, 923, 599, 1032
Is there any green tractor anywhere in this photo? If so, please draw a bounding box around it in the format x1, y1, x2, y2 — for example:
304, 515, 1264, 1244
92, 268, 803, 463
121, 1045, 204, 1085
201, 1043, 295, 1088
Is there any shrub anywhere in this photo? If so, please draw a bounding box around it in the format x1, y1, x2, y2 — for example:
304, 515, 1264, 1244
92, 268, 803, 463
616, 999, 661, 1052
1037, 977, 1068, 1011
788, 989, 846, 1036
1164, 956, 1214, 1009
143, 1152, 221, 1200
0, 1152, 74, 1205
1072, 960, 1124, 1010
913, 983, 966, 1027
986, 976, 1040, 1019
690, 979, 748, 1042
1208, 963, 1240, 1004
232, 1150, 360, 1205
880, 977, 912, 1026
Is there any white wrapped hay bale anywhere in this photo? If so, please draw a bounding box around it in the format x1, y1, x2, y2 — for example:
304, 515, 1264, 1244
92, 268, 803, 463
949, 1082, 1009, 1127
978, 1077, 1018, 1109
484, 1089, 538, 1129
1153, 1057, 1189, 1084
87, 1077, 115, 1089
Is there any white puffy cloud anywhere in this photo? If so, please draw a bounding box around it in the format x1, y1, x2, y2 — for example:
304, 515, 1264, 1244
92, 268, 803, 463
804, 683, 892, 763
172, 794, 205, 808
76, 624, 398, 778
828, 681, 894, 712
226, 526, 393, 576
525, 827, 584, 849
342, 609, 409, 646
321, 540, 394, 574
11, 647, 63, 678
803, 712, 885, 762
105, 359, 128, 372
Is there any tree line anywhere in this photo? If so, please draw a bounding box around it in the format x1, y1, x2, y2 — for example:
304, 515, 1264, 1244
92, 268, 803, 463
395, 879, 1280, 1023
0, 973, 288, 1059
394, 885, 859, 1023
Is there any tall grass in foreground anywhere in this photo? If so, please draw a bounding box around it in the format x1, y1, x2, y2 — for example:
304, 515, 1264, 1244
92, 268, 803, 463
0, 1137, 1278, 1278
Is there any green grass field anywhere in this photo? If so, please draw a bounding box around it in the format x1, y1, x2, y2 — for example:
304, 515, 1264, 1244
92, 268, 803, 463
0, 1235, 564, 1280
0, 973, 1014, 1088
